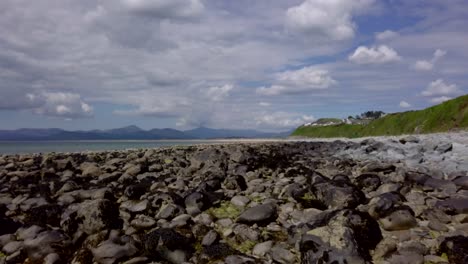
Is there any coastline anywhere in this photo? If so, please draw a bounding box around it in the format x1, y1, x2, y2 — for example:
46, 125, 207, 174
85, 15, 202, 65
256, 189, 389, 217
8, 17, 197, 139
0, 133, 467, 263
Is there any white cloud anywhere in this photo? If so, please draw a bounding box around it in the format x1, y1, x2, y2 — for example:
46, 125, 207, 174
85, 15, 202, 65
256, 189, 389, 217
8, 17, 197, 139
376, 30, 399, 41
257, 67, 336, 96
255, 112, 316, 129
421, 79, 459, 96
430, 96, 452, 104
349, 45, 402, 64
399, 100, 411, 108
204, 84, 233, 101
259, 102, 271, 107
413, 49, 447, 71
285, 0, 374, 40
122, 0, 204, 19
34, 93, 93, 118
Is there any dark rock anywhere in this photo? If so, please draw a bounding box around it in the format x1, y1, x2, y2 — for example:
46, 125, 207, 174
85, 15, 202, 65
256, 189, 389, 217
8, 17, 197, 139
439, 236, 468, 264
185, 191, 211, 216
25, 204, 62, 227
202, 243, 238, 260
61, 199, 122, 235
143, 228, 193, 256
313, 180, 366, 209
299, 210, 382, 263
124, 183, 149, 200
355, 173, 381, 192
237, 203, 276, 225
368, 192, 405, 219
379, 208, 417, 231
0, 217, 21, 236
434, 143, 453, 153
224, 175, 247, 191
436, 198, 468, 214
399, 136, 419, 144
454, 176, 468, 190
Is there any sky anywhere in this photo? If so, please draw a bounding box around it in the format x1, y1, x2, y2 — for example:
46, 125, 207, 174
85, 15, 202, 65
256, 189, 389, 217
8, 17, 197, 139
0, 0, 467, 131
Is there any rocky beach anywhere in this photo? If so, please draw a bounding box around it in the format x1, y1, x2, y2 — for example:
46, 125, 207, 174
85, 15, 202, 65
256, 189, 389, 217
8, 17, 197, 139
1, 133, 468, 264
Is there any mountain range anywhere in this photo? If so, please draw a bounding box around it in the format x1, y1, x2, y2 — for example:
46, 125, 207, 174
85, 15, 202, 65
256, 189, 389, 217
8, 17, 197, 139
0, 126, 291, 141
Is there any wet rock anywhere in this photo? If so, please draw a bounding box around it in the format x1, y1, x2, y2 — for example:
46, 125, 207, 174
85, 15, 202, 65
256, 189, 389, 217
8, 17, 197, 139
313, 180, 366, 209
270, 243, 296, 264
120, 200, 148, 213
201, 230, 219, 246
439, 236, 468, 264
80, 162, 102, 178
61, 199, 122, 235
237, 203, 276, 225
124, 184, 148, 200
436, 198, 468, 214
143, 228, 193, 262
299, 210, 382, 263
23, 230, 69, 260
91, 238, 138, 264
379, 208, 417, 231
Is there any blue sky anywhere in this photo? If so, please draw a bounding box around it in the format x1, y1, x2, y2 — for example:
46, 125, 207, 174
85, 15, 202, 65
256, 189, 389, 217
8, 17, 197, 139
0, 0, 467, 131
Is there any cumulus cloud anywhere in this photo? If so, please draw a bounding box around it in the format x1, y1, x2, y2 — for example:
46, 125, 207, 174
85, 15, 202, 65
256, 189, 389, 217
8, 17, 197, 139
413, 49, 447, 71
257, 67, 337, 96
122, 0, 204, 19
285, 0, 374, 40
375, 30, 399, 41
430, 96, 452, 104
255, 112, 316, 129
204, 84, 233, 101
421, 79, 459, 96
349, 45, 402, 64
34, 93, 93, 119
399, 101, 411, 108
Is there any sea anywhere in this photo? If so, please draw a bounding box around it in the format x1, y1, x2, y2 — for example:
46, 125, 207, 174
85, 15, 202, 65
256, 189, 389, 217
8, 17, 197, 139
0, 140, 236, 155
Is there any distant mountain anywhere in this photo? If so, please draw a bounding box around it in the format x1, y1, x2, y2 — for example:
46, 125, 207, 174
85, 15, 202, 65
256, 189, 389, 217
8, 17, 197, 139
184, 127, 286, 139
0, 126, 290, 141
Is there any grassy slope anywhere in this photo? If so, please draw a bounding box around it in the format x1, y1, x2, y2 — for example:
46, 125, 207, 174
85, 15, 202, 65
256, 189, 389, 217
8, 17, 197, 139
292, 94, 468, 138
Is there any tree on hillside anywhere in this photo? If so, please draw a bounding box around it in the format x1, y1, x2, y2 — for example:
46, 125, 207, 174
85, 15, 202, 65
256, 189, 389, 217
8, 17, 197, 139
360, 111, 385, 119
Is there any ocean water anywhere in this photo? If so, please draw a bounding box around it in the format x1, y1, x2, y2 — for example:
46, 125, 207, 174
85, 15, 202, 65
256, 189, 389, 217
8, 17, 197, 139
0, 140, 231, 155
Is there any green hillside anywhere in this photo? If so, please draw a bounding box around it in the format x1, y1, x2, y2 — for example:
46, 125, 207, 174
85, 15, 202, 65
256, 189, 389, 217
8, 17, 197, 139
292, 94, 468, 138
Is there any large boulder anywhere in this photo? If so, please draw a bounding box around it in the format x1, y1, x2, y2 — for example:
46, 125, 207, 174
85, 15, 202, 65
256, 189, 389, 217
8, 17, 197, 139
299, 210, 382, 264
61, 199, 122, 235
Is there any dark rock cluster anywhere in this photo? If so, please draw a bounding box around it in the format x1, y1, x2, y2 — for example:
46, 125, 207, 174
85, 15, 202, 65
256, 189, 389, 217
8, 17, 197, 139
0, 140, 467, 263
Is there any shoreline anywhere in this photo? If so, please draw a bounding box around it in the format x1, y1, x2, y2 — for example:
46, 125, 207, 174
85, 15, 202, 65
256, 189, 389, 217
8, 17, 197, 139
0, 134, 467, 263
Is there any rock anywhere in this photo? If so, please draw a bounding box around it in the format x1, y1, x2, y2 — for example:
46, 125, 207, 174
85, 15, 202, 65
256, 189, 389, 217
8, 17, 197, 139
0, 217, 21, 236
124, 184, 148, 200
270, 243, 296, 264
355, 173, 381, 192
439, 236, 468, 264
131, 215, 156, 230
120, 200, 148, 213
224, 175, 247, 191
313, 180, 366, 209
80, 162, 102, 178
379, 208, 417, 231
202, 243, 238, 260
454, 177, 468, 190
387, 252, 424, 264
299, 210, 382, 263
25, 204, 62, 227
44, 253, 61, 264
230, 196, 250, 208
252, 240, 273, 257
237, 203, 276, 225
399, 136, 419, 144
373, 237, 398, 261
232, 224, 259, 242
367, 192, 405, 219
436, 198, 468, 214
201, 230, 219, 246
2, 241, 22, 254
91, 238, 138, 264
61, 199, 122, 235
23, 230, 69, 260
143, 228, 193, 262
435, 143, 453, 153
224, 255, 256, 264
185, 191, 209, 216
